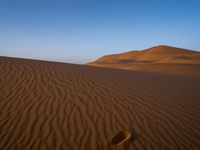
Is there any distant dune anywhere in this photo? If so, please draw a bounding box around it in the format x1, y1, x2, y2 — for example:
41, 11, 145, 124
0, 56, 200, 149
87, 45, 200, 77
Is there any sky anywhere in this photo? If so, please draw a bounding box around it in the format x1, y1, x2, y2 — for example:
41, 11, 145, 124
0, 0, 200, 64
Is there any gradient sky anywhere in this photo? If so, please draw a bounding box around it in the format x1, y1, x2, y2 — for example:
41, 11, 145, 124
0, 0, 200, 64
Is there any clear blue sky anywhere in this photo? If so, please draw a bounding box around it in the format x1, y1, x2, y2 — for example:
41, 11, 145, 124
0, 0, 200, 64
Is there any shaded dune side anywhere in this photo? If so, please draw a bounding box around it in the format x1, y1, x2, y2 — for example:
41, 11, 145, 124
0, 57, 200, 150
90, 63, 200, 78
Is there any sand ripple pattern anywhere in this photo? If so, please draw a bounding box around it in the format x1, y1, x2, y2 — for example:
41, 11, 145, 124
0, 57, 200, 150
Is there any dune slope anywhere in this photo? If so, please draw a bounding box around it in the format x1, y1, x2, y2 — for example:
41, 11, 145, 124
88, 45, 200, 77
1, 56, 200, 150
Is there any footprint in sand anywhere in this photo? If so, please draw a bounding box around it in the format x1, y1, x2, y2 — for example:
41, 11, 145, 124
111, 131, 133, 150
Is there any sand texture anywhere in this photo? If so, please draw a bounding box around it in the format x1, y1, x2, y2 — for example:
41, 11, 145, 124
1, 56, 200, 150
88, 45, 200, 77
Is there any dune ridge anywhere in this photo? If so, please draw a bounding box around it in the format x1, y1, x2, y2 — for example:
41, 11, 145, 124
88, 45, 200, 77
1, 56, 200, 149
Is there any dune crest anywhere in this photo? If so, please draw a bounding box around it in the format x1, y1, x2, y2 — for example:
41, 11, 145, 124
87, 45, 200, 77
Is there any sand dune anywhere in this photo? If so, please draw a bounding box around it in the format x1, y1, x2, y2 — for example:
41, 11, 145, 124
1, 56, 200, 149
88, 45, 200, 77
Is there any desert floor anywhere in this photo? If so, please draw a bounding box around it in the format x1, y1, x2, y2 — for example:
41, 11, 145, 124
0, 57, 200, 150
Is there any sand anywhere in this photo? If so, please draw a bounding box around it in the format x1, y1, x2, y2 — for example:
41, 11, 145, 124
1, 56, 200, 150
88, 45, 200, 77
